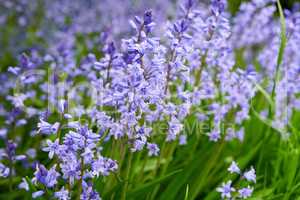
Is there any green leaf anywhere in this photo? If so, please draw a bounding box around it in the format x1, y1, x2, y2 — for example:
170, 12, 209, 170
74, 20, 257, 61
276, 0, 287, 71
271, 0, 286, 99
25, 176, 37, 192
184, 185, 189, 200
128, 169, 182, 198
252, 82, 274, 111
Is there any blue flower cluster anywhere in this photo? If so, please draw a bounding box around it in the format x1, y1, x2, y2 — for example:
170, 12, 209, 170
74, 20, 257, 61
217, 161, 256, 199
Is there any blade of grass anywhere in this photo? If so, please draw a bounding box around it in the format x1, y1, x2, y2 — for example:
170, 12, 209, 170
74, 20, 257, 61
271, 0, 286, 101
127, 169, 182, 199
184, 185, 189, 200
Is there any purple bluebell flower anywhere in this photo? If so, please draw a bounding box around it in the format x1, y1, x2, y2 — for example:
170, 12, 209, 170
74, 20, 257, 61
0, 129, 7, 138
225, 128, 235, 141
37, 119, 60, 135
243, 167, 256, 183
80, 181, 101, 200
236, 128, 245, 142
33, 164, 60, 188
106, 158, 118, 172
167, 116, 183, 141
32, 190, 44, 199
18, 178, 29, 191
3, 140, 26, 163
60, 158, 81, 185
58, 99, 68, 113
238, 186, 253, 199
8, 66, 21, 75
185, 0, 194, 10
7, 94, 27, 108
143, 10, 153, 26
91, 156, 118, 177
209, 129, 221, 142
211, 0, 226, 16
147, 143, 160, 156
54, 187, 70, 200
42, 139, 60, 159
16, 119, 27, 126
104, 42, 116, 56
0, 163, 9, 177
6, 140, 17, 158
64, 113, 73, 119
179, 135, 187, 145
228, 161, 240, 174
216, 181, 235, 199
173, 20, 188, 34
132, 139, 146, 152
20, 53, 31, 67
26, 148, 37, 159
15, 154, 27, 161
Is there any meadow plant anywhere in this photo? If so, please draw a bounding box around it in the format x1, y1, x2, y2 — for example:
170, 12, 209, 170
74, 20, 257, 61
0, 0, 299, 199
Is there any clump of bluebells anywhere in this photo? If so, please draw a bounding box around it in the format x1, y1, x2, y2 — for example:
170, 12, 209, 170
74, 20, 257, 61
28, 124, 118, 199
0, 0, 299, 199
217, 161, 256, 199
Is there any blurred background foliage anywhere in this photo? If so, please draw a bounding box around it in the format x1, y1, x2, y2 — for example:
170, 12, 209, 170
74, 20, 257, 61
228, 0, 300, 14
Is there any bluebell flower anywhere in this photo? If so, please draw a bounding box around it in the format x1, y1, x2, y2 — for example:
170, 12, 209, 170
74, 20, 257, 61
33, 164, 60, 188
0, 129, 7, 138
60, 159, 81, 185
19, 53, 30, 68
143, 10, 153, 26
58, 99, 68, 113
184, 0, 194, 10
32, 190, 44, 199
167, 116, 183, 141
37, 119, 60, 135
6, 140, 17, 158
7, 66, 21, 75
42, 139, 60, 159
211, 0, 226, 16
228, 161, 240, 174
179, 135, 187, 145
209, 129, 221, 142
174, 20, 189, 34
104, 42, 116, 56
147, 143, 159, 156
92, 156, 118, 177
123, 49, 139, 64
216, 181, 235, 199
0, 163, 9, 177
243, 167, 256, 183
7, 94, 27, 108
238, 186, 253, 199
64, 113, 73, 119
67, 121, 81, 129
54, 187, 70, 200
132, 139, 146, 152
81, 147, 94, 164
26, 148, 37, 159
236, 128, 244, 142
225, 128, 235, 141
80, 181, 101, 200
18, 177, 29, 191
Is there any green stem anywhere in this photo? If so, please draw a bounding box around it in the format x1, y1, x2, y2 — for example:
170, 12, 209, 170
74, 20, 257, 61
150, 142, 176, 200
9, 157, 13, 192
190, 140, 225, 199
137, 152, 148, 184
121, 151, 133, 200
78, 156, 84, 200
